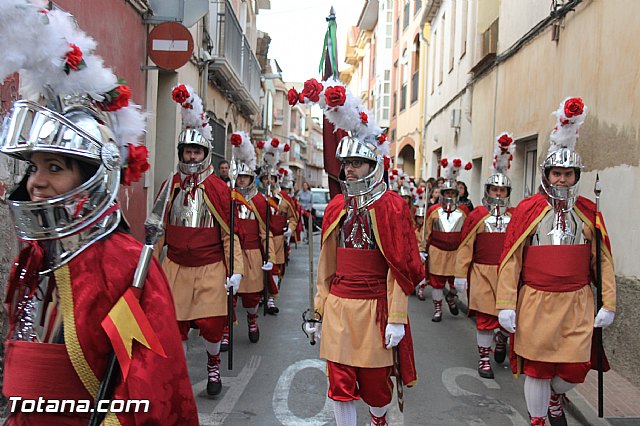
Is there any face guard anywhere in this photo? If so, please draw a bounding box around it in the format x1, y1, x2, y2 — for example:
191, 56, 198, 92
1, 100, 121, 242
336, 135, 386, 201
438, 179, 459, 213
235, 160, 258, 200
178, 129, 212, 175
540, 148, 582, 211
482, 173, 512, 211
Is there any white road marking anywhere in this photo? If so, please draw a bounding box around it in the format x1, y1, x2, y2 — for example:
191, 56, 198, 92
273, 358, 333, 426
196, 355, 261, 426
442, 367, 528, 426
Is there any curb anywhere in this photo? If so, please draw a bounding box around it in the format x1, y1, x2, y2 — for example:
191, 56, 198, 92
449, 290, 612, 426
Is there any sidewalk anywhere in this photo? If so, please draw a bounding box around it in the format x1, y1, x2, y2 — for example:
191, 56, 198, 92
452, 291, 640, 426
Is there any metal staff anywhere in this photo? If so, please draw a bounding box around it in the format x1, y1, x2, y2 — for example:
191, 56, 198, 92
89, 175, 172, 426
307, 211, 316, 345
227, 158, 238, 371
594, 174, 604, 417
263, 165, 272, 316
393, 347, 404, 413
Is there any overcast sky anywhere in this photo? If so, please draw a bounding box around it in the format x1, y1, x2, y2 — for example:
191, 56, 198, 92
256, 0, 366, 84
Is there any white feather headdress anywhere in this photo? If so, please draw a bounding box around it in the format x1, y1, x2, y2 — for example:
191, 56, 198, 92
440, 158, 473, 180
171, 84, 212, 141
548, 97, 587, 156
231, 131, 256, 170
493, 132, 515, 175
258, 137, 289, 170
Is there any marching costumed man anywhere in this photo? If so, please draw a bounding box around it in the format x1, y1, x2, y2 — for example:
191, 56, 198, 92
414, 187, 429, 301
257, 138, 288, 315
276, 164, 300, 254
159, 83, 244, 396
229, 131, 276, 343
496, 98, 616, 426
0, 3, 197, 424
421, 158, 472, 322
455, 132, 515, 379
293, 78, 421, 426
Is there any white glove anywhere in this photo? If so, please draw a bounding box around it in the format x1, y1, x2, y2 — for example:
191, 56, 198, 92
385, 323, 405, 349
283, 228, 292, 239
225, 273, 242, 295
498, 309, 516, 333
261, 261, 273, 271
305, 322, 321, 341
419, 252, 428, 263
594, 308, 615, 328
454, 277, 468, 293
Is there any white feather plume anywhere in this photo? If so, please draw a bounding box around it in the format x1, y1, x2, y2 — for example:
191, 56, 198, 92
548, 97, 587, 155
261, 138, 285, 168
231, 131, 256, 171
492, 132, 515, 175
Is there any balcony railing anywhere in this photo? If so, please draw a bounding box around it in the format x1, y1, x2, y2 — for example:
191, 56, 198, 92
208, 0, 261, 115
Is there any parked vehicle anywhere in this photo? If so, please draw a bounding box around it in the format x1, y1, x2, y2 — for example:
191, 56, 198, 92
310, 188, 330, 231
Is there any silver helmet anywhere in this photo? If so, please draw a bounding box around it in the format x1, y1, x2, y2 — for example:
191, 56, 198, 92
540, 148, 582, 211
177, 129, 212, 175
482, 173, 512, 211
438, 178, 459, 212
539, 97, 587, 211
231, 131, 258, 200
336, 135, 386, 207
1, 99, 122, 243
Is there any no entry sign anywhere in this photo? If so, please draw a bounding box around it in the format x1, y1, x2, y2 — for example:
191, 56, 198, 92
148, 22, 194, 70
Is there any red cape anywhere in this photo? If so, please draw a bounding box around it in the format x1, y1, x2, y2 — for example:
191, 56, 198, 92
5, 232, 198, 425
323, 192, 425, 295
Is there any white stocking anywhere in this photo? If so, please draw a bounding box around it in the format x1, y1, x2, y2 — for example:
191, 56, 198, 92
432, 288, 443, 302
524, 376, 551, 418
476, 330, 494, 348
204, 340, 221, 356
333, 400, 357, 426
246, 304, 259, 315
551, 376, 576, 394
369, 404, 388, 417
182, 341, 188, 355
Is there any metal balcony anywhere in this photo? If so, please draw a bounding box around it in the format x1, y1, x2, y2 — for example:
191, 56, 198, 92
208, 0, 261, 116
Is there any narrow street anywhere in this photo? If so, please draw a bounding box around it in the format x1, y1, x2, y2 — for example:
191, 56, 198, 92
185, 235, 583, 425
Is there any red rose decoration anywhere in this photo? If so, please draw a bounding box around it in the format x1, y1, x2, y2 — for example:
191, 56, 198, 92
383, 156, 390, 170
287, 88, 299, 106
230, 133, 242, 146
564, 97, 584, 118
378, 133, 387, 144
271, 138, 280, 148
464, 162, 473, 170
324, 86, 347, 108
498, 134, 513, 147
440, 158, 448, 168
172, 84, 190, 104
453, 158, 462, 168
283, 144, 290, 152
392, 169, 399, 176
102, 84, 131, 112
359, 112, 368, 124
257, 140, 265, 149
278, 167, 285, 174
65, 44, 84, 71
123, 144, 150, 186
389, 175, 395, 181
301, 78, 323, 103
416, 187, 425, 194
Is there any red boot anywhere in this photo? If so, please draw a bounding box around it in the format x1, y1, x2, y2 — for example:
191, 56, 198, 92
478, 346, 494, 379
530, 416, 546, 425
548, 392, 568, 426
247, 313, 260, 343
206, 352, 222, 396
370, 411, 388, 426
432, 300, 443, 322
220, 325, 229, 352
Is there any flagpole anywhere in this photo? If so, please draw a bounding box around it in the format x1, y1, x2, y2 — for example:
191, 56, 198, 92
594, 173, 604, 417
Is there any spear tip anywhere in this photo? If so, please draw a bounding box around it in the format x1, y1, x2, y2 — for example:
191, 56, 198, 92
594, 173, 601, 195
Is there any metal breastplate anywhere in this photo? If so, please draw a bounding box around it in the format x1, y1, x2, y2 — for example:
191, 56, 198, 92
530, 208, 585, 246
237, 204, 256, 220
432, 208, 465, 232
169, 186, 217, 228
339, 208, 377, 250
11, 275, 62, 343
483, 212, 511, 233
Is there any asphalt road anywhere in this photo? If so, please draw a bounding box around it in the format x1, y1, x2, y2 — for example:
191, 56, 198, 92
185, 235, 583, 426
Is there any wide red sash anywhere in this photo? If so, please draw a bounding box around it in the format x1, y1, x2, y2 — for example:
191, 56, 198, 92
270, 215, 287, 236
430, 230, 461, 251
165, 225, 224, 266
238, 218, 260, 250
522, 244, 591, 292
473, 233, 506, 265
332, 248, 389, 298
4, 341, 93, 402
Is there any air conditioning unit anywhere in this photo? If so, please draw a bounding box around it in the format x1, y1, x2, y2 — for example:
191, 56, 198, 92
451, 109, 461, 129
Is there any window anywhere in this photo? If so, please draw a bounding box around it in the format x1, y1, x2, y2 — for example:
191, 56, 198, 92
411, 36, 420, 104
438, 14, 445, 85
523, 138, 538, 198
482, 18, 499, 57
386, 10, 393, 48
391, 129, 396, 143
395, 17, 399, 41
403, 1, 410, 31
430, 30, 437, 93
415, 0, 422, 15
460, 0, 468, 58
400, 49, 408, 111
449, 0, 456, 72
